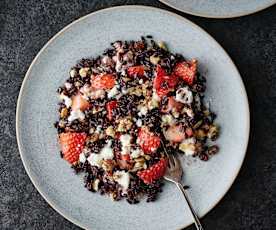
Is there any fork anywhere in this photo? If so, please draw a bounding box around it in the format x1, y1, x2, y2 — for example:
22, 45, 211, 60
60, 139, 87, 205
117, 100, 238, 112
163, 148, 204, 230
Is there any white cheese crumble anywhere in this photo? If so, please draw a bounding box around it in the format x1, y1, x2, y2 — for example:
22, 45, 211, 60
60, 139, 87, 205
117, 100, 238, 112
179, 137, 196, 156
131, 148, 143, 159
161, 114, 175, 126
136, 119, 142, 127
175, 87, 193, 104
79, 152, 86, 163
107, 84, 119, 98
59, 94, 72, 108
113, 171, 130, 193
64, 82, 72, 89
68, 109, 84, 122
138, 106, 148, 117
70, 69, 77, 78
80, 85, 105, 100
120, 134, 131, 155
87, 140, 114, 167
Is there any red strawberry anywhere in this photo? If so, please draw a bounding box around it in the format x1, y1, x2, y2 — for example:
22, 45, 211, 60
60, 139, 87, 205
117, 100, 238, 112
59, 132, 87, 164
127, 65, 145, 77
71, 93, 90, 111
121, 154, 131, 161
106, 100, 117, 120
137, 127, 161, 154
161, 96, 183, 113
137, 158, 168, 184
153, 65, 178, 97
91, 74, 115, 89
164, 125, 186, 143
185, 127, 193, 137
174, 59, 197, 86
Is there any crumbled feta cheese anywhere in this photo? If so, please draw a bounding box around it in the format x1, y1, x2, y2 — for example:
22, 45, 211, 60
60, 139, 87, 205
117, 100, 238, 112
175, 87, 193, 104
130, 148, 143, 159
79, 153, 86, 163
113, 171, 130, 193
108, 85, 119, 98
64, 82, 72, 89
136, 119, 142, 127
87, 140, 114, 167
121, 87, 128, 94
79, 67, 89, 77
161, 114, 175, 125
59, 94, 72, 108
138, 106, 148, 117
179, 138, 196, 156
70, 69, 77, 78
68, 109, 84, 122
120, 134, 131, 155
139, 79, 143, 84
80, 85, 105, 100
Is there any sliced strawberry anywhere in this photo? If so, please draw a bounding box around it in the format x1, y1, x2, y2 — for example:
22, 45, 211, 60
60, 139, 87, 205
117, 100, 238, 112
121, 154, 131, 161
174, 59, 197, 86
164, 125, 186, 143
185, 127, 193, 137
91, 74, 115, 90
59, 132, 87, 164
137, 127, 161, 154
106, 100, 117, 120
71, 93, 90, 111
127, 65, 145, 77
161, 96, 183, 113
117, 159, 133, 170
137, 158, 167, 184
153, 65, 178, 97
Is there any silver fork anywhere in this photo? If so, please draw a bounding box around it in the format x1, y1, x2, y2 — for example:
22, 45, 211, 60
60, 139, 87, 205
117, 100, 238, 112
163, 148, 204, 230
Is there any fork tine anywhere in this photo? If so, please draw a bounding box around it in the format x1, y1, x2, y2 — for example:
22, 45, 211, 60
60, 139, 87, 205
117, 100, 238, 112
168, 154, 175, 167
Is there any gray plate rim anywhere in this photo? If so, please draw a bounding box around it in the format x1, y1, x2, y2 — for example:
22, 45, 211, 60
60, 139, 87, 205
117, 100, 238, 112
159, 0, 276, 19
16, 5, 250, 229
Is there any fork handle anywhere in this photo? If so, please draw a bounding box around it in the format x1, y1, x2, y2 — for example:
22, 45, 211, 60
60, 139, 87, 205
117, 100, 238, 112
176, 182, 204, 230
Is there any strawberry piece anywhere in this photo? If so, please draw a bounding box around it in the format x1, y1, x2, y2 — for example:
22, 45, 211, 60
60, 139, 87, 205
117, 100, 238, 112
164, 125, 186, 143
91, 74, 115, 89
137, 158, 167, 184
137, 127, 161, 154
121, 154, 131, 161
71, 93, 90, 111
59, 132, 87, 164
153, 65, 178, 97
161, 96, 183, 113
174, 59, 197, 86
127, 65, 145, 77
106, 100, 117, 120
185, 127, 193, 137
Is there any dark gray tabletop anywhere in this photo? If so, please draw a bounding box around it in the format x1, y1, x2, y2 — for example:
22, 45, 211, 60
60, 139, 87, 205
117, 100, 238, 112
1, 0, 275, 229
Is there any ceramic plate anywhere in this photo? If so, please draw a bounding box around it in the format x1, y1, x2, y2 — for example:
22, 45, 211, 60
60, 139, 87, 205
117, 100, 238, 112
159, 0, 276, 18
16, 6, 249, 230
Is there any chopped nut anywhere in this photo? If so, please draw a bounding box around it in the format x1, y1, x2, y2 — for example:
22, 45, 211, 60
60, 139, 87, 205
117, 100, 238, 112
92, 179, 100, 191
60, 108, 68, 118
150, 55, 160, 65
158, 41, 167, 50
105, 126, 115, 137
195, 129, 206, 139
117, 117, 133, 132
135, 157, 145, 163
90, 133, 99, 142
79, 67, 89, 77
70, 69, 77, 78
179, 143, 196, 155
207, 124, 219, 141
207, 145, 219, 155
102, 159, 115, 172
193, 120, 203, 129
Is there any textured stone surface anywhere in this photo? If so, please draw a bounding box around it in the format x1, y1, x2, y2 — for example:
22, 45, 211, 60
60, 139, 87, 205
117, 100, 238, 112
0, 0, 275, 229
